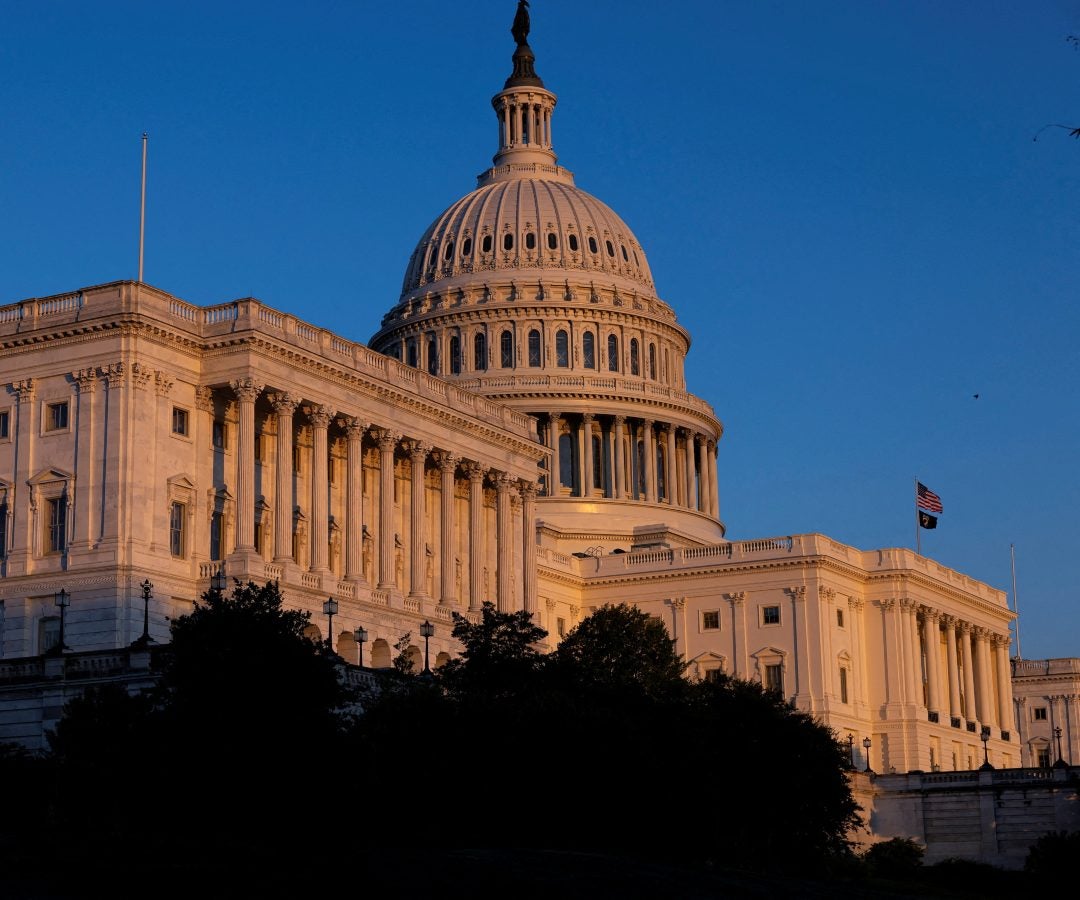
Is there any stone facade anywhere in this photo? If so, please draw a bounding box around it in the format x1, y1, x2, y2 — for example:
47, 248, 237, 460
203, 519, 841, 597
0, 8, 1023, 783
1011, 657, 1080, 767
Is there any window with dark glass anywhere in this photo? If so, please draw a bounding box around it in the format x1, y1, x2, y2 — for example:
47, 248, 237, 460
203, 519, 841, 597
0, 410, 8, 439
568, 233, 579, 252
474, 333, 487, 371
702, 610, 720, 630
836, 609, 845, 628
461, 237, 472, 256
582, 332, 595, 369
592, 434, 603, 489
170, 501, 185, 557
171, 407, 189, 436
0, 500, 8, 558
427, 337, 439, 375
46, 401, 68, 432
503, 233, 514, 252
765, 664, 783, 694
839, 667, 849, 704
1037, 747, 1051, 767
212, 420, 226, 449
482, 234, 493, 253
528, 330, 541, 367
762, 605, 781, 625
47, 496, 67, 553
39, 616, 60, 654
210, 511, 223, 561
588, 236, 598, 254
649, 343, 657, 380
630, 339, 640, 376
525, 232, 536, 250
607, 335, 619, 372
547, 233, 558, 250
621, 244, 628, 261
449, 336, 462, 374
443, 241, 454, 260
605, 240, 615, 257
555, 330, 569, 368
1034, 707, 1048, 721
500, 331, 514, 368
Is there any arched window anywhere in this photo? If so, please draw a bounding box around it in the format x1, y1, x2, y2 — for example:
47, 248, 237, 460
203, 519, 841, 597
568, 233, 579, 252
449, 335, 461, 375
428, 245, 439, 269
525, 232, 536, 250
427, 336, 439, 375
630, 338, 640, 376
528, 329, 542, 367
474, 332, 487, 371
406, 339, 418, 369
556, 330, 569, 368
621, 244, 629, 261
607, 335, 619, 372
481, 234, 493, 254
461, 237, 472, 256
503, 233, 514, 252
547, 232, 558, 250
582, 332, 595, 369
500, 330, 514, 368
444, 241, 454, 260
605, 240, 615, 257
559, 432, 575, 492
649, 343, 657, 380
588, 236, 598, 254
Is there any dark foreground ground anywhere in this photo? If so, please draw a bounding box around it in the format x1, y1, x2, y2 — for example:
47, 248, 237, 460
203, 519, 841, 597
5, 847, 1039, 900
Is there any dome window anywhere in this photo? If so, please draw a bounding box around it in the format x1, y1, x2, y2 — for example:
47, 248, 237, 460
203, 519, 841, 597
568, 234, 579, 252
406, 339, 419, 369
582, 332, 595, 370
528, 329, 542, 367
621, 244, 629, 262
607, 335, 619, 372
474, 333, 488, 371
547, 233, 558, 251
588, 236, 598, 254
630, 338, 640, 376
633, 250, 640, 266
556, 330, 569, 368
461, 237, 472, 256
649, 343, 657, 380
427, 336, 439, 375
503, 233, 514, 252
444, 241, 454, 261
500, 330, 515, 368
525, 232, 536, 251
482, 235, 493, 254
605, 240, 615, 257
449, 336, 462, 375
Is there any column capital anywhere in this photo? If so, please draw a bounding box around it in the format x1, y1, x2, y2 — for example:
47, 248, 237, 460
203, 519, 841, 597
613, 414, 627, 427
466, 461, 489, 482
545, 598, 557, 611
819, 586, 836, 603
642, 417, 655, 428
131, 361, 153, 390
303, 404, 336, 429
230, 377, 265, 403
878, 597, 896, 611
724, 591, 746, 606
154, 370, 174, 397
494, 471, 517, 493
958, 620, 974, 636
670, 597, 687, 611
268, 391, 299, 416
373, 429, 402, 452
12, 378, 35, 403
519, 479, 540, 500
547, 410, 561, 422
195, 385, 214, 411
582, 412, 595, 424
920, 606, 940, 622
846, 594, 864, 611
104, 363, 128, 390
405, 440, 432, 462
899, 596, 918, 611
940, 613, 956, 627
786, 585, 807, 602
72, 369, 98, 394
338, 415, 369, 439
434, 450, 460, 472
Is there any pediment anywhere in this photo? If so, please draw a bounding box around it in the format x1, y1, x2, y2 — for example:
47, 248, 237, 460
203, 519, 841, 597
750, 645, 787, 660
688, 651, 726, 666
28, 467, 73, 486
167, 474, 197, 490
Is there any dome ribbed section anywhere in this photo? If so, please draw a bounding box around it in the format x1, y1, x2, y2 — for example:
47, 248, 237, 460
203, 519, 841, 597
399, 179, 655, 303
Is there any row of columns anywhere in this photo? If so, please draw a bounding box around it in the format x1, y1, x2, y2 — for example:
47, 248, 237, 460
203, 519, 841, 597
229, 380, 538, 614
885, 598, 1015, 736
498, 98, 553, 150
543, 410, 718, 516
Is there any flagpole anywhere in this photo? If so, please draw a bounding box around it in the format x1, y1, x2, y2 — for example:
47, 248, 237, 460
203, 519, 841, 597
1010, 543, 1021, 660
138, 132, 148, 282
914, 477, 921, 555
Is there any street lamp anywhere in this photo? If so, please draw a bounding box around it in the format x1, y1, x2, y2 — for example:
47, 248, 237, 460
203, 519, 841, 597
53, 588, 71, 654
979, 725, 994, 770
1053, 725, 1067, 768
862, 736, 873, 773
211, 567, 227, 594
133, 578, 154, 647
354, 625, 368, 668
323, 597, 339, 652
419, 619, 434, 675
846, 734, 855, 768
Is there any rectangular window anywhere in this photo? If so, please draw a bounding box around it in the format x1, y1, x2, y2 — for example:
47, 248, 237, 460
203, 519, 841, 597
212, 420, 226, 449
1037, 747, 1051, 768
45, 401, 69, 432
1034, 707, 1048, 721
701, 610, 720, 631
839, 666, 849, 704
762, 605, 781, 626
704, 668, 723, 684
210, 511, 223, 561
0, 502, 7, 558
38, 616, 61, 655
557, 617, 566, 638
47, 497, 67, 553
169, 502, 185, 557
254, 522, 263, 554
253, 433, 264, 462
0, 409, 9, 439
293, 445, 303, 473
836, 608, 845, 628
171, 407, 189, 436
765, 663, 783, 694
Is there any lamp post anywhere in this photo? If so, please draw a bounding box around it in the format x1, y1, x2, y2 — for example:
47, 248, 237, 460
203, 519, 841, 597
323, 597, 339, 652
53, 588, 71, 654
862, 736, 873, 773
1053, 725, 1067, 768
846, 734, 855, 768
133, 578, 154, 647
979, 725, 994, 770
211, 568, 227, 594
420, 619, 434, 675
354, 625, 368, 668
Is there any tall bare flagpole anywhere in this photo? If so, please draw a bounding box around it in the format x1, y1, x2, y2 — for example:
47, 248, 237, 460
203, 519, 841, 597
914, 477, 921, 555
138, 132, 148, 282
1010, 543, 1022, 659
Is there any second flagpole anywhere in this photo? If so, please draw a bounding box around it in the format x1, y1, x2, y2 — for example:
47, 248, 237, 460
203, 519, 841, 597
914, 477, 921, 555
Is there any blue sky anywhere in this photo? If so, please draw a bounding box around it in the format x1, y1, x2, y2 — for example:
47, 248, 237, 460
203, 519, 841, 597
3, 1, 1078, 657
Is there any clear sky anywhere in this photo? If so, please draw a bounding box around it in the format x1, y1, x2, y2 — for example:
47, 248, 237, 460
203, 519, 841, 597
3, 1, 1078, 658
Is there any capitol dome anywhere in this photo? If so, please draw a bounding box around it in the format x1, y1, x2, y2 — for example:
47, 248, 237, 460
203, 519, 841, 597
370, 6, 724, 544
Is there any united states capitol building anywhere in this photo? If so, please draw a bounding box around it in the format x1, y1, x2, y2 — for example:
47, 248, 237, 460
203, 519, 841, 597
1, 6, 1068, 816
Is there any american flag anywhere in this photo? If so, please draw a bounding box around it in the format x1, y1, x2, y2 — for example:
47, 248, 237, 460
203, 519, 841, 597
916, 482, 943, 514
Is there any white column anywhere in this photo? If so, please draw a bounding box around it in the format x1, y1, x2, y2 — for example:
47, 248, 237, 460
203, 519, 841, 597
975, 628, 996, 727
664, 426, 677, 504
575, 415, 586, 496
684, 430, 697, 510
407, 442, 430, 599
520, 480, 538, 615
708, 440, 719, 518
696, 435, 708, 512
960, 622, 977, 724
613, 416, 626, 499
231, 378, 264, 553
995, 635, 1016, 734
436, 452, 458, 605
922, 608, 942, 716
881, 599, 905, 707
374, 429, 400, 591
341, 417, 367, 582
495, 472, 515, 612
582, 414, 595, 498
943, 615, 963, 723
643, 419, 657, 504
900, 599, 921, 706
268, 393, 299, 564
466, 462, 488, 610
548, 411, 561, 497
304, 404, 334, 571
